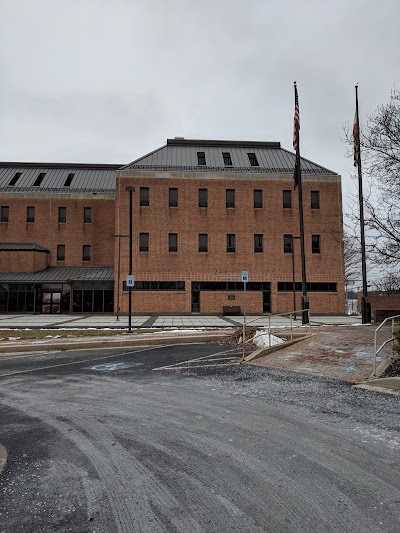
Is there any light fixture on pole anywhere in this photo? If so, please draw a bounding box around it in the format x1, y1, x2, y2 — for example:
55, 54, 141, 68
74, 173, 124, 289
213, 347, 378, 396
125, 186, 135, 333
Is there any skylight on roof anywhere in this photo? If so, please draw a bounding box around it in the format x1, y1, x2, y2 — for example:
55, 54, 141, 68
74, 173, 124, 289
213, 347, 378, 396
64, 173, 75, 187
33, 172, 46, 187
9, 172, 22, 186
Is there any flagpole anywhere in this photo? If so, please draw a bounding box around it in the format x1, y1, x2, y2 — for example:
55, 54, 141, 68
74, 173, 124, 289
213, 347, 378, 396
354, 85, 370, 323
293, 82, 309, 324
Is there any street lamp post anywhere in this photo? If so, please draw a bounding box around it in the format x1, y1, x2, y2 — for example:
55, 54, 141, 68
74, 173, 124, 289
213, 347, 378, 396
113, 234, 129, 321
125, 186, 135, 333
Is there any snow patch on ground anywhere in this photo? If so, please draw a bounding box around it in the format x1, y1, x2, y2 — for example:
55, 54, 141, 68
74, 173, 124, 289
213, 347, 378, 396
252, 328, 285, 348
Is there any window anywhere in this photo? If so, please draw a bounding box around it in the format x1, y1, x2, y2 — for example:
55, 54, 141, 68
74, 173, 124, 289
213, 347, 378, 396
140, 233, 149, 252
248, 153, 259, 167
226, 189, 235, 208
27, 206, 35, 222
197, 152, 206, 165
199, 234, 208, 252
124, 281, 185, 291
33, 172, 46, 187
83, 245, 91, 261
169, 233, 178, 252
283, 190, 292, 208
254, 234, 263, 253
140, 187, 149, 206
227, 234, 236, 253
57, 245, 65, 261
9, 172, 21, 186
311, 190, 320, 209
199, 188, 208, 207
284, 234, 293, 253
312, 235, 321, 254
84, 207, 92, 223
223, 152, 232, 166
64, 173, 74, 187
58, 207, 66, 223
1, 206, 9, 222
278, 282, 337, 292
169, 188, 178, 207
254, 190, 262, 208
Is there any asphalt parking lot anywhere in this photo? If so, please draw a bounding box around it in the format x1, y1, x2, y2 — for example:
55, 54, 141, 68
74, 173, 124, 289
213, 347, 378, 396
1, 342, 400, 532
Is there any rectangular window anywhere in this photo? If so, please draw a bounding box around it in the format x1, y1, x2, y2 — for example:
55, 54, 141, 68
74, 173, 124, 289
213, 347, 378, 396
311, 190, 320, 209
227, 234, 236, 253
199, 188, 208, 207
254, 234, 263, 253
58, 207, 66, 223
9, 172, 21, 186
140, 187, 149, 206
199, 233, 208, 252
248, 153, 259, 167
283, 190, 292, 208
140, 232, 149, 252
254, 189, 262, 208
226, 189, 235, 208
169, 233, 178, 252
123, 280, 185, 291
64, 173, 74, 187
27, 206, 35, 222
84, 207, 92, 223
197, 152, 206, 165
57, 244, 65, 261
169, 188, 178, 207
312, 235, 321, 254
278, 282, 337, 292
33, 172, 46, 187
222, 152, 232, 166
1, 206, 9, 222
83, 245, 91, 261
284, 234, 293, 253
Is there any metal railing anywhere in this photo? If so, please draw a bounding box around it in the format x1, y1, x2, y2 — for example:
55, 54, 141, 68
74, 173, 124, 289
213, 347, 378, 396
372, 314, 400, 377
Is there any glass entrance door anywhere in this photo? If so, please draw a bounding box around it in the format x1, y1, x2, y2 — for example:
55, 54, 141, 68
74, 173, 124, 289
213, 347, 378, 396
42, 292, 61, 314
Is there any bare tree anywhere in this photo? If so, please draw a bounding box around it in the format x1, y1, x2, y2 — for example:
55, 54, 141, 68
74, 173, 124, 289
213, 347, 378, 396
343, 231, 361, 284
373, 272, 400, 293
345, 90, 400, 267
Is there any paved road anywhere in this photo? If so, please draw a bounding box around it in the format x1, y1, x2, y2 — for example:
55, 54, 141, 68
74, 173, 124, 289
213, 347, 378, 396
0, 344, 399, 532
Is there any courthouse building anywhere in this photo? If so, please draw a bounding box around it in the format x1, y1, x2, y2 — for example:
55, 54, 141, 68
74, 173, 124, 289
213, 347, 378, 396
0, 138, 345, 315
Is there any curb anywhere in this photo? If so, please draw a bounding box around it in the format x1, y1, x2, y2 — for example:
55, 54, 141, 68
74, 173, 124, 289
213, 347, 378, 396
244, 333, 315, 363
0, 444, 7, 475
0, 333, 230, 355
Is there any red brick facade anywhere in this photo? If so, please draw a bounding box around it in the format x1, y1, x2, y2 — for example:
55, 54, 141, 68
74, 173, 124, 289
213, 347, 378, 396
115, 171, 345, 315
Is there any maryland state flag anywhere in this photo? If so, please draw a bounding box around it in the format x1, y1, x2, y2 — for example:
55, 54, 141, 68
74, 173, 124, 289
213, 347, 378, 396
353, 110, 359, 167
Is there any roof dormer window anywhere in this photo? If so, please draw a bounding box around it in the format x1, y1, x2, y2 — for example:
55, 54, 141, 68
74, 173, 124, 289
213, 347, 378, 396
64, 173, 75, 187
9, 172, 22, 186
33, 172, 46, 187
197, 152, 206, 166
223, 152, 232, 166
248, 153, 259, 167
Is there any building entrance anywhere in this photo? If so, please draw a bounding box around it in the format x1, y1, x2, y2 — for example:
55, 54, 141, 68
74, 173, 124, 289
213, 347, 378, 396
42, 292, 61, 314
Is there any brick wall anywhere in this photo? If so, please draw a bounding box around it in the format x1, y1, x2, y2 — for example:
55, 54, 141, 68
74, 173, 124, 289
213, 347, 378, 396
0, 250, 49, 272
115, 171, 345, 314
0, 195, 115, 267
359, 291, 400, 321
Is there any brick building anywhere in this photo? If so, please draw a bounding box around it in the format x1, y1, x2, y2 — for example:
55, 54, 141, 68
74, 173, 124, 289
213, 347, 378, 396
0, 138, 345, 315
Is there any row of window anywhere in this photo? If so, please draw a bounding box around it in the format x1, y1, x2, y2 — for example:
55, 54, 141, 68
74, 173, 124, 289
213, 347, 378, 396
121, 280, 338, 292
137, 188, 320, 209
196, 151, 259, 167
7, 172, 76, 188
56, 245, 91, 261
138, 233, 321, 254
0, 206, 92, 223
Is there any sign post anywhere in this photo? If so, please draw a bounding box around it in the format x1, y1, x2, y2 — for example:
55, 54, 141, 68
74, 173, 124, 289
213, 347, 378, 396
241, 271, 249, 361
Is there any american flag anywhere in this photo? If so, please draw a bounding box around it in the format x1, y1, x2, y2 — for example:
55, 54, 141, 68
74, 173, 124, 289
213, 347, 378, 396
293, 84, 300, 151
353, 110, 359, 167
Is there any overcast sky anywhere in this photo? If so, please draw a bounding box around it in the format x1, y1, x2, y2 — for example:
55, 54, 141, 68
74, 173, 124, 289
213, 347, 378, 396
1, 0, 399, 215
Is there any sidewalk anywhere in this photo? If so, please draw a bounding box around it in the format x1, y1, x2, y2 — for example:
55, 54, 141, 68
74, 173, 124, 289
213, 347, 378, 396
0, 313, 362, 329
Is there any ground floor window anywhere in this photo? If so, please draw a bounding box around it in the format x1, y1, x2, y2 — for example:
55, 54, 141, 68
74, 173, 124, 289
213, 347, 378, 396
72, 281, 113, 313
0, 284, 35, 313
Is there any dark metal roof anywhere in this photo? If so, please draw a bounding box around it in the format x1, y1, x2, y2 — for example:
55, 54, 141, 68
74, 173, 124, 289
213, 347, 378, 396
0, 163, 121, 193
0, 267, 113, 283
0, 242, 49, 252
121, 138, 338, 175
